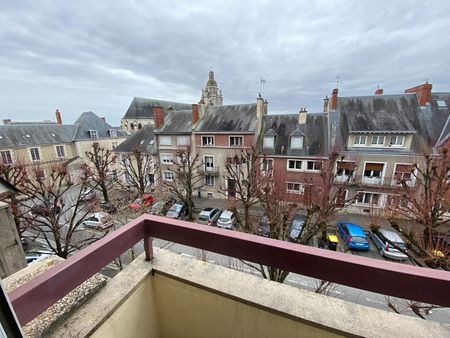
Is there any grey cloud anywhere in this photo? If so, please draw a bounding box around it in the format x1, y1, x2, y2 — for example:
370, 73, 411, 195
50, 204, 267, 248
0, 0, 449, 124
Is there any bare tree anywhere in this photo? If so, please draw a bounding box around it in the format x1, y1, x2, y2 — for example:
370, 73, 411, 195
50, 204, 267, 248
18, 164, 101, 258
83, 144, 117, 202
387, 149, 450, 269
162, 145, 204, 221
119, 148, 156, 195
222, 149, 261, 231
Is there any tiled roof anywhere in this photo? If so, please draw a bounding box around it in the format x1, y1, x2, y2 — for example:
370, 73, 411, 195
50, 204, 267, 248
114, 124, 156, 154
194, 104, 258, 133
123, 97, 191, 119
73, 112, 129, 141
154, 110, 193, 134
0, 124, 77, 148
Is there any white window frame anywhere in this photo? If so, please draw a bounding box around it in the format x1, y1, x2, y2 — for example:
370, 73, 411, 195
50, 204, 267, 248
89, 130, 98, 139
287, 159, 302, 171
353, 135, 367, 146
160, 153, 173, 164
263, 136, 275, 149
389, 135, 405, 147
229, 135, 244, 147
306, 160, 322, 172
362, 161, 386, 185
204, 155, 214, 171
286, 182, 305, 195
109, 129, 117, 138
205, 175, 215, 187
392, 163, 416, 187
201, 136, 215, 146
159, 136, 172, 146
356, 191, 382, 207
55, 145, 65, 158
290, 136, 304, 149
177, 135, 190, 146
29, 147, 41, 162
371, 135, 385, 146
0, 150, 13, 165
261, 158, 274, 173
163, 171, 174, 181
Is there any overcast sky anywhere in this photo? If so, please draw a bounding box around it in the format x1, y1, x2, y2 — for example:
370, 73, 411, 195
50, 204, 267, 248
1, 0, 449, 125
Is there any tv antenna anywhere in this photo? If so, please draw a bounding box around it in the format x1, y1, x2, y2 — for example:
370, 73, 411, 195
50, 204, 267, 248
260, 78, 266, 95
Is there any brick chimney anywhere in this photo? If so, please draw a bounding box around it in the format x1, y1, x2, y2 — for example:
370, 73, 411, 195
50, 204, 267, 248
331, 89, 338, 110
192, 104, 199, 125
298, 107, 307, 124
55, 109, 62, 124
323, 96, 329, 112
375, 87, 383, 95
405, 82, 432, 106
153, 106, 164, 129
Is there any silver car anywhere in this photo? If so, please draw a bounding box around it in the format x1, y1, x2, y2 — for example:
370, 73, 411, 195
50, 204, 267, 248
216, 210, 236, 229
370, 229, 408, 261
197, 207, 221, 226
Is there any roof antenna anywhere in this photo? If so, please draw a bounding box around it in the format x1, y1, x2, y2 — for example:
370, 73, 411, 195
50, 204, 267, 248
260, 78, 266, 95
328, 75, 342, 89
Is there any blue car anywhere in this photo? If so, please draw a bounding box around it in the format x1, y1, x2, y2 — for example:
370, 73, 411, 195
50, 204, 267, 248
337, 222, 370, 251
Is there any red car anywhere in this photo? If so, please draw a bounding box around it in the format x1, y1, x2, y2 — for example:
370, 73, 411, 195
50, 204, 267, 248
129, 194, 155, 212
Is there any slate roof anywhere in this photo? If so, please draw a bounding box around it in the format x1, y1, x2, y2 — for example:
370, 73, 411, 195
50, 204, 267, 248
154, 110, 193, 134
429, 93, 450, 147
0, 124, 77, 148
194, 104, 258, 133
123, 97, 191, 119
338, 95, 416, 133
259, 113, 328, 157
73, 112, 129, 141
114, 124, 156, 154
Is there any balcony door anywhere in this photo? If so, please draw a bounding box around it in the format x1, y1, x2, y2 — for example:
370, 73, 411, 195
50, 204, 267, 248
205, 156, 214, 172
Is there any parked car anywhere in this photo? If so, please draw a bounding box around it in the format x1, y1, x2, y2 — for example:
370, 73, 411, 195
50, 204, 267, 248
30, 203, 61, 217
26, 251, 52, 264
150, 198, 176, 216
257, 215, 270, 237
80, 188, 98, 202
129, 194, 155, 211
369, 228, 408, 260
289, 214, 306, 241
166, 201, 188, 219
337, 222, 370, 251
197, 207, 222, 226
217, 210, 237, 229
82, 212, 113, 229
100, 201, 117, 214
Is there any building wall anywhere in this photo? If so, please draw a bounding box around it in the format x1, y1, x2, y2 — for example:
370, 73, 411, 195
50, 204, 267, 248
194, 134, 253, 148
121, 118, 154, 131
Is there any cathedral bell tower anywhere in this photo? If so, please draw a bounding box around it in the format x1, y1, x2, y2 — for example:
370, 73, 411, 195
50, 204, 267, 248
201, 70, 223, 106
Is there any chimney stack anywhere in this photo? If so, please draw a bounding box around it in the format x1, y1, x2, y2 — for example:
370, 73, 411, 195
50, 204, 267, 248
3, 119, 11, 125
298, 107, 307, 124
331, 89, 338, 110
153, 106, 164, 129
405, 82, 432, 106
55, 109, 62, 124
323, 95, 329, 112
375, 87, 383, 95
256, 94, 264, 122
192, 104, 199, 125
101, 117, 106, 123
263, 99, 268, 114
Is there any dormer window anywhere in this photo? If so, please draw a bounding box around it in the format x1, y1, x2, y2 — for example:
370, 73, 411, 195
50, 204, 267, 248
89, 130, 98, 139
263, 136, 275, 149
109, 129, 117, 138
389, 135, 405, 147
353, 135, 367, 146
371, 135, 384, 145
436, 100, 447, 108
290, 136, 304, 149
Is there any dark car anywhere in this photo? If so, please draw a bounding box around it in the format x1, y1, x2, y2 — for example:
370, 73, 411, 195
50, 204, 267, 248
166, 201, 188, 219
257, 215, 270, 237
289, 214, 306, 241
150, 198, 176, 216
30, 203, 61, 217
100, 201, 117, 214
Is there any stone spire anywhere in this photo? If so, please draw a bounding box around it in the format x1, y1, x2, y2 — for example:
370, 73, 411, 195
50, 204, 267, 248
201, 70, 223, 106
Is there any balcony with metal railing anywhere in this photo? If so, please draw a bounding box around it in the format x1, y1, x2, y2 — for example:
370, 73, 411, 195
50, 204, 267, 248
5, 215, 450, 337
197, 165, 220, 176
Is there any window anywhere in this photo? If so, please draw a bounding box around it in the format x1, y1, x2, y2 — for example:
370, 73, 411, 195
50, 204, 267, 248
307, 161, 322, 171
436, 100, 447, 108
204, 156, 214, 171
229, 136, 243, 147
1, 150, 12, 164
159, 136, 172, 146
261, 158, 273, 172
112, 170, 118, 180
263, 136, 275, 149
288, 160, 302, 170
353, 135, 367, 146
177, 136, 190, 146
336, 161, 355, 176
227, 156, 246, 165
205, 175, 215, 186
357, 192, 381, 205
30, 148, 40, 161
393, 164, 414, 183
202, 136, 214, 146
163, 171, 174, 181
56, 145, 65, 158
389, 135, 405, 146
109, 129, 117, 138
286, 182, 304, 194
124, 172, 131, 182
291, 136, 304, 149
89, 130, 98, 139
160, 154, 173, 164
371, 135, 384, 145
364, 163, 384, 178
121, 154, 129, 165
